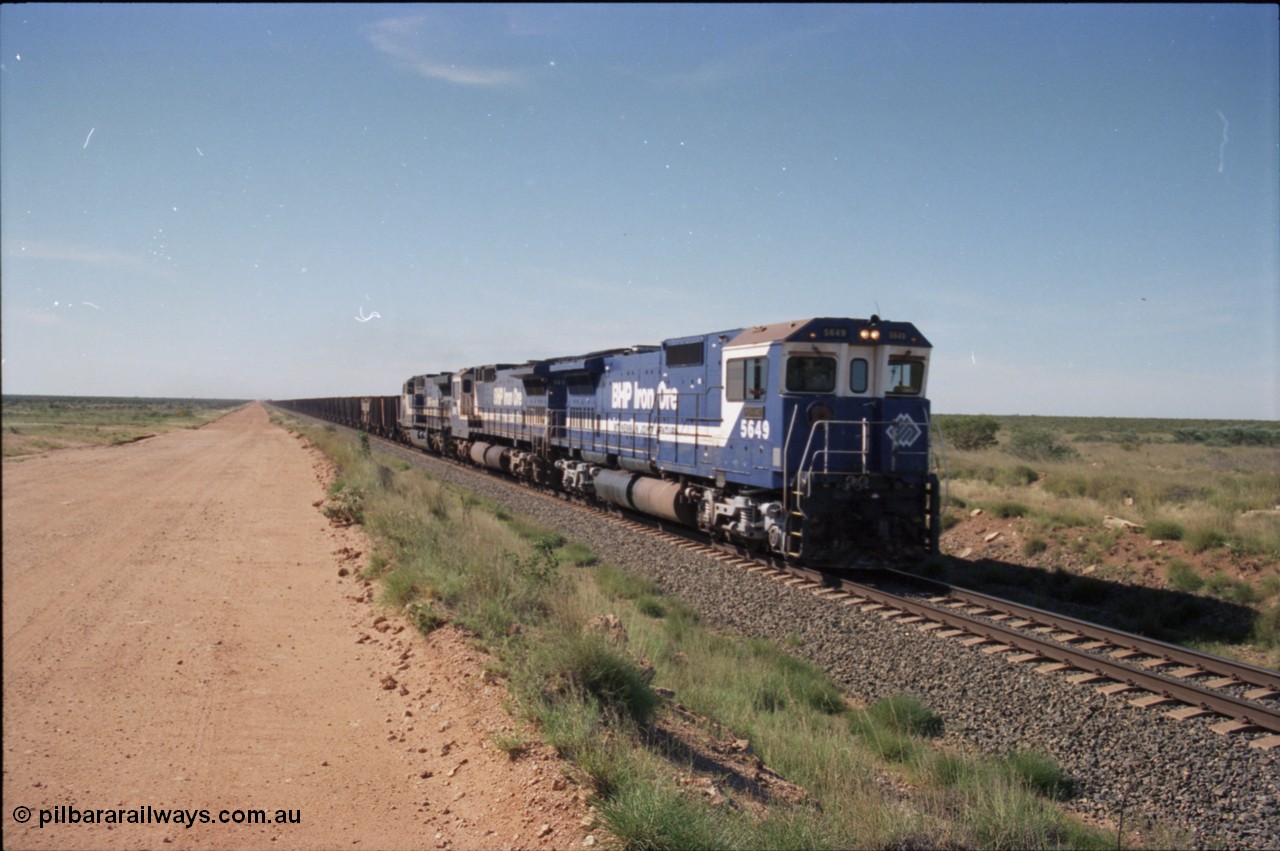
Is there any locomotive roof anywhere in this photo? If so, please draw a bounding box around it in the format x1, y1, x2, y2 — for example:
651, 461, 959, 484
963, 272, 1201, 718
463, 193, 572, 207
726, 317, 930, 347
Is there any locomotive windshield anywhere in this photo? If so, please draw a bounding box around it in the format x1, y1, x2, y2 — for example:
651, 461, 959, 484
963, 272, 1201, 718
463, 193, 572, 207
887, 357, 925, 395
785, 356, 836, 393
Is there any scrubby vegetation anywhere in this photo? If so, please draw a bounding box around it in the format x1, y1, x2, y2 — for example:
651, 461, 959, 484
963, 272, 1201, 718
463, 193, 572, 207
939, 414, 1001, 451
2, 395, 244, 457
279, 410, 1118, 850
933, 414, 1280, 666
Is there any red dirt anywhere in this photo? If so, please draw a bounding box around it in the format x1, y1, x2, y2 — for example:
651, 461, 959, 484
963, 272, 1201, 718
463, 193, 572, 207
3, 403, 590, 850
942, 508, 1278, 590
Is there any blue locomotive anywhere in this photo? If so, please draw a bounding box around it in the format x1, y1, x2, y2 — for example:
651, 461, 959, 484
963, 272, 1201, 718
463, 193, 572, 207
279, 316, 939, 566
393, 316, 937, 565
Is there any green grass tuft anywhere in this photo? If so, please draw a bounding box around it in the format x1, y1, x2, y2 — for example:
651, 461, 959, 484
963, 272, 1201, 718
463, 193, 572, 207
1002, 750, 1076, 801
865, 694, 944, 737
596, 778, 735, 850
596, 564, 661, 600
1145, 518, 1185, 541
988, 501, 1030, 519
635, 595, 666, 618
1022, 536, 1049, 557
1165, 560, 1204, 592
546, 633, 659, 726
404, 599, 446, 634
1187, 528, 1228, 553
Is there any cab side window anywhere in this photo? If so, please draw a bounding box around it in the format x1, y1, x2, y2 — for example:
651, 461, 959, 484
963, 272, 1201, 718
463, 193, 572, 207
726, 357, 769, 401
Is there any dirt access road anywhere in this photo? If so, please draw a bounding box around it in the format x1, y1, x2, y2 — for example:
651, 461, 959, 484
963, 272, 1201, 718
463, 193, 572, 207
3, 403, 587, 850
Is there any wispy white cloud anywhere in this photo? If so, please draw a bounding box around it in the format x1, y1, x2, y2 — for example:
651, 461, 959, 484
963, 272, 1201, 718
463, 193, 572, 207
652, 60, 739, 89
5, 240, 137, 266
3, 240, 172, 277
8, 307, 63, 327
365, 14, 523, 87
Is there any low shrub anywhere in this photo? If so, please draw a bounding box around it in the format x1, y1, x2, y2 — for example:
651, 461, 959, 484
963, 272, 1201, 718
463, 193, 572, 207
989, 501, 1030, 519
1173, 425, 1280, 446
939, 415, 1001, 451
1187, 528, 1228, 553
382, 563, 425, 608
753, 677, 789, 713
859, 727, 921, 763
1046, 510, 1096, 528
1002, 464, 1041, 486
1022, 537, 1049, 557
849, 703, 924, 762
1006, 427, 1079, 462
1002, 750, 1076, 801
595, 564, 659, 601
537, 698, 636, 797
929, 751, 975, 788
549, 634, 658, 726
1145, 518, 1185, 541
784, 667, 846, 716
532, 531, 566, 550
1225, 580, 1260, 606
509, 539, 561, 588
1205, 572, 1233, 595
862, 694, 943, 737
597, 778, 734, 850
323, 484, 366, 525
488, 732, 530, 759
635, 595, 666, 618
404, 599, 446, 634
1165, 560, 1204, 592
557, 541, 598, 566
1252, 602, 1280, 649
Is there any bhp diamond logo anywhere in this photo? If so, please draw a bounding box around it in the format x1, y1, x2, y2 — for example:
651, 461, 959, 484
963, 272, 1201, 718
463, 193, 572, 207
887, 413, 922, 448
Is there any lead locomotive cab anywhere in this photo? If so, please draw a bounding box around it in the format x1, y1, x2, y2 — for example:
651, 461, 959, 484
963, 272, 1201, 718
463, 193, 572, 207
720, 317, 938, 566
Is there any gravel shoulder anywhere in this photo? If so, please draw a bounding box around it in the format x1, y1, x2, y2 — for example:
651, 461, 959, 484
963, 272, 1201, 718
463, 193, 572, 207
2, 403, 586, 850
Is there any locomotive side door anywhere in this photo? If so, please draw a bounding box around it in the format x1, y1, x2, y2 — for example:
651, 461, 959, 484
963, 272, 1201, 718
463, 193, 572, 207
719, 343, 778, 489
452, 371, 475, 439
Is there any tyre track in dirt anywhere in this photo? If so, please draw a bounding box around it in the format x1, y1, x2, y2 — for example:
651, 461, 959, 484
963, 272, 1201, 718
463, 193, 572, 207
3, 403, 588, 850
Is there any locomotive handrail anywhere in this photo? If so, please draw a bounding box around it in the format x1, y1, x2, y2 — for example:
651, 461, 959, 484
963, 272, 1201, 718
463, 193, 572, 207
782, 407, 800, 515
796, 417, 877, 495
862, 417, 870, 473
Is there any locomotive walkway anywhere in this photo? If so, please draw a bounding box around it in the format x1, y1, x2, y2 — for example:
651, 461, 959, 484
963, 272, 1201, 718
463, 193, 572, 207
2, 403, 586, 850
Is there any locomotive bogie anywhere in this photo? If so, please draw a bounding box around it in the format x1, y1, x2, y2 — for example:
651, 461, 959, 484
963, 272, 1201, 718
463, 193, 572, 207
556, 460, 598, 498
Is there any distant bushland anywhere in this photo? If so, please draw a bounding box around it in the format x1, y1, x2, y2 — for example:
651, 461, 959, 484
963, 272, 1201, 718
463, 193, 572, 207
2, 395, 247, 458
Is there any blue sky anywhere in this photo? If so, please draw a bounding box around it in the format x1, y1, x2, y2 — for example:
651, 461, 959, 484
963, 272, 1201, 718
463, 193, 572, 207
2, 4, 1276, 418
